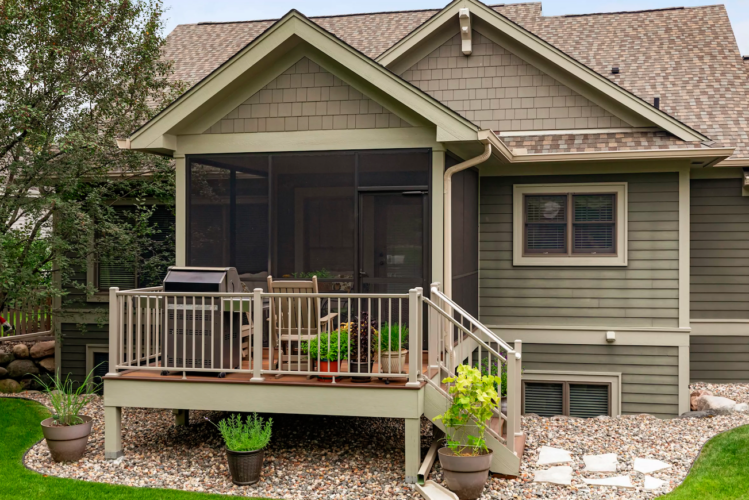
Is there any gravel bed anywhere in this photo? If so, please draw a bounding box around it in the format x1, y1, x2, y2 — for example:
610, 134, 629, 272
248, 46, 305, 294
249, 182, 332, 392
3, 383, 749, 499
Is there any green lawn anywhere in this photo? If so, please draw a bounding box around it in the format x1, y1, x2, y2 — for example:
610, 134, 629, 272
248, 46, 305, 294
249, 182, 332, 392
660, 424, 749, 500
0, 397, 272, 500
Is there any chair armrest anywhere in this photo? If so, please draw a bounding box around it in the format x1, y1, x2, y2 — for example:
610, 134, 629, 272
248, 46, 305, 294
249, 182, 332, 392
319, 312, 338, 323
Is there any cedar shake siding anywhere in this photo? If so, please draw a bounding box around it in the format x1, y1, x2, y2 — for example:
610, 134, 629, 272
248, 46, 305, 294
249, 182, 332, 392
690, 178, 749, 320
402, 31, 632, 132
480, 172, 680, 328
520, 343, 679, 418
205, 57, 411, 134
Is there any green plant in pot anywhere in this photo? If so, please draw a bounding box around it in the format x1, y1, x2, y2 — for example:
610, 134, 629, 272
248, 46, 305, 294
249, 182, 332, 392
33, 368, 100, 462
434, 364, 500, 500
479, 357, 508, 413
301, 329, 349, 382
346, 312, 378, 382
378, 322, 408, 376
209, 413, 272, 486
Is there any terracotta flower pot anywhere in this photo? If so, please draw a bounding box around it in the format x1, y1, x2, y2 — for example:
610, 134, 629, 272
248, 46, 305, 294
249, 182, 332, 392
41, 416, 93, 462
438, 447, 493, 500
317, 360, 339, 382
226, 448, 264, 486
379, 349, 408, 374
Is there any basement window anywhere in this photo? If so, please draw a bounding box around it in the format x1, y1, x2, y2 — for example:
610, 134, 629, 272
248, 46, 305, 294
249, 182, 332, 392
513, 183, 627, 266
523, 381, 611, 418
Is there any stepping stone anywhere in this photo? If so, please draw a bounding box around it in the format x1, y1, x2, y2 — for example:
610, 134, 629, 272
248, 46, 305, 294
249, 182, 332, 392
634, 458, 671, 474
534, 466, 573, 486
537, 446, 572, 465
644, 476, 667, 490
582, 476, 634, 488
583, 453, 618, 472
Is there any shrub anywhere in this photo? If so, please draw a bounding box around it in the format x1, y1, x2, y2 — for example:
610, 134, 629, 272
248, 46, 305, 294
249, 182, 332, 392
378, 323, 409, 352
33, 369, 100, 426
301, 329, 350, 361
209, 413, 272, 452
434, 364, 500, 456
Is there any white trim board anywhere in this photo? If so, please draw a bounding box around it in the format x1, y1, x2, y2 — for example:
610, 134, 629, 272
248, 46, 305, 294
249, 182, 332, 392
690, 320, 749, 336
488, 326, 690, 346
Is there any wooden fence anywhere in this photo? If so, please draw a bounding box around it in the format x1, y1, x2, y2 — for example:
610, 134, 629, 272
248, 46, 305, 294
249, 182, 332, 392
1, 298, 52, 336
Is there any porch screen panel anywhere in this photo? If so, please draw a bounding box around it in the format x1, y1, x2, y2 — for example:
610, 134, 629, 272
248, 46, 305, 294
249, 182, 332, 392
235, 156, 269, 275
358, 150, 429, 187
272, 153, 355, 282
189, 158, 232, 267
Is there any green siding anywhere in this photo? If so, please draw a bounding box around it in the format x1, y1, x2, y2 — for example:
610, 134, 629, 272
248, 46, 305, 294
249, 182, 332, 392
691, 178, 749, 319
480, 173, 679, 327
520, 343, 679, 418
691, 335, 749, 382
60, 322, 108, 385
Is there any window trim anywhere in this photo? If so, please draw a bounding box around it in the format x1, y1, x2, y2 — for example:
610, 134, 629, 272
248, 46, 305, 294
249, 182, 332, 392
85, 344, 109, 393
513, 182, 628, 266
521, 370, 622, 417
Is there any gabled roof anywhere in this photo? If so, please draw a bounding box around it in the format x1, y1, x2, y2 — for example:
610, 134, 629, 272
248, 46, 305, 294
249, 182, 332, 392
158, 2, 748, 161
129, 9, 481, 152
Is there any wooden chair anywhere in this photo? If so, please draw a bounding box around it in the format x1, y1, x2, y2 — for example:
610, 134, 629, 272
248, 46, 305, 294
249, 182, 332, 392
267, 275, 338, 373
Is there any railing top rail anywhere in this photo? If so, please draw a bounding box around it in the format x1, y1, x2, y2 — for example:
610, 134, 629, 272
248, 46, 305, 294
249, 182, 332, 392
430, 286, 514, 353
115, 290, 411, 299
423, 296, 506, 362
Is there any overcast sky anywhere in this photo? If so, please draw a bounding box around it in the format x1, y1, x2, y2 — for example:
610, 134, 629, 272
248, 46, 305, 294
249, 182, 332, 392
161, 0, 749, 55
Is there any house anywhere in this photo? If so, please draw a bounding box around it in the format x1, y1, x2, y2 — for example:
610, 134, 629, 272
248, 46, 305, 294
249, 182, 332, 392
86, 0, 749, 480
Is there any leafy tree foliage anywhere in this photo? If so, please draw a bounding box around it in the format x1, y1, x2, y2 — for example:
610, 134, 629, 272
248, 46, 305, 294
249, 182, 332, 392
0, 0, 184, 311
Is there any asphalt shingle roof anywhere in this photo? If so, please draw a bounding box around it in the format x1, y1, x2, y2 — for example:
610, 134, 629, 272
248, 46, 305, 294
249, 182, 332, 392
161, 2, 749, 159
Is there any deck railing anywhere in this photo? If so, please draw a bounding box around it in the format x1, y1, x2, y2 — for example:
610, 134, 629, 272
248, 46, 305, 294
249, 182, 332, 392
107, 287, 421, 384
423, 283, 522, 454
107, 283, 521, 450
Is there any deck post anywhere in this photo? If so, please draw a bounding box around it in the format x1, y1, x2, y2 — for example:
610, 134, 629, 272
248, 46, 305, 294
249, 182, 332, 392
407, 288, 422, 387
104, 406, 123, 460
107, 287, 119, 377
428, 283, 441, 373
250, 288, 264, 382
173, 409, 189, 426
513, 340, 523, 441
505, 347, 517, 455
405, 417, 420, 483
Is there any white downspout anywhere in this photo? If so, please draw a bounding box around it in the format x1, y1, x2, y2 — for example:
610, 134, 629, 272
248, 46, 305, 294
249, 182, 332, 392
443, 142, 492, 298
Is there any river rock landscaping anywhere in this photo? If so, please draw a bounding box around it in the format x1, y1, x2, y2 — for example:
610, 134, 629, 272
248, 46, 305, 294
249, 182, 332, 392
2, 382, 748, 499
0, 340, 56, 393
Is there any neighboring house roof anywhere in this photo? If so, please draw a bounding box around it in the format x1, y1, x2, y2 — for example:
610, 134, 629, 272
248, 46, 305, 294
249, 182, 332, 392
158, 2, 747, 160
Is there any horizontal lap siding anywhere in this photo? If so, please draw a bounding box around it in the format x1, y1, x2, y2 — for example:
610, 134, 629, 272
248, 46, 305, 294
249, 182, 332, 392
60, 322, 108, 385
691, 178, 749, 319
691, 336, 749, 382
480, 173, 680, 327
521, 343, 679, 417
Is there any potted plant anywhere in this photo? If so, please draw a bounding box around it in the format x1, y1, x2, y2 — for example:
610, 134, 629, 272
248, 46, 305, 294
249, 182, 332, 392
33, 369, 100, 462
209, 413, 272, 486
378, 322, 409, 375
346, 312, 378, 382
434, 365, 500, 500
479, 357, 508, 414
302, 328, 349, 382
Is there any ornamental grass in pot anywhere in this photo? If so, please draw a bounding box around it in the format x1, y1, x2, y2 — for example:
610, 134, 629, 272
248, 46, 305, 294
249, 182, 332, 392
34, 369, 100, 462
378, 322, 408, 375
302, 329, 349, 382
209, 413, 272, 486
434, 365, 501, 500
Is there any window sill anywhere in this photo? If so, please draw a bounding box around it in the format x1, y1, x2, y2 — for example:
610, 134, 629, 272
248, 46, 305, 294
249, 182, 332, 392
513, 255, 627, 267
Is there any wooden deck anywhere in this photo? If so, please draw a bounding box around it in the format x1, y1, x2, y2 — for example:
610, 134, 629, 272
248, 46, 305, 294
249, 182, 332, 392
112, 349, 433, 390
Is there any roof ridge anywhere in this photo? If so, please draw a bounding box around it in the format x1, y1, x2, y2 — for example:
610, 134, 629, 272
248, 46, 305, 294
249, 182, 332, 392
189, 2, 546, 27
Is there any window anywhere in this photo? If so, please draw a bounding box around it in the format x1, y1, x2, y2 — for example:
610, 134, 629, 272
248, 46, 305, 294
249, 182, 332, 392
86, 345, 109, 395
522, 370, 621, 417
513, 183, 627, 266
523, 381, 610, 418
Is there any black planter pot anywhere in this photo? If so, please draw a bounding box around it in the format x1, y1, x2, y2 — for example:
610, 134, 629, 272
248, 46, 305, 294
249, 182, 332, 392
349, 359, 374, 383
226, 448, 264, 486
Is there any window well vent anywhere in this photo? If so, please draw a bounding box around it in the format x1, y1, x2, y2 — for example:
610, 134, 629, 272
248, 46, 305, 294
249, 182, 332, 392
569, 384, 609, 418
524, 382, 563, 417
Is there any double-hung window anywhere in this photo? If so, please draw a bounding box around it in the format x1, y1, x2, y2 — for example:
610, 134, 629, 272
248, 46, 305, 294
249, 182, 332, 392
513, 183, 627, 266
